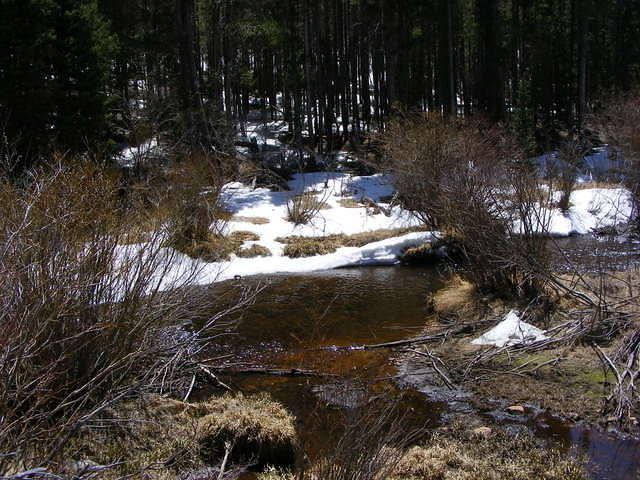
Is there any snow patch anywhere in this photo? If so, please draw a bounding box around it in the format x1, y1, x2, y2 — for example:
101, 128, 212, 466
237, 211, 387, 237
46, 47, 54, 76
471, 310, 548, 347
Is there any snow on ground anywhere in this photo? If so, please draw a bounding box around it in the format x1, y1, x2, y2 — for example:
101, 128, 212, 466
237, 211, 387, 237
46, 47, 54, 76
471, 310, 548, 347
116, 138, 160, 168
193, 230, 437, 285
513, 187, 633, 236
221, 172, 422, 256
141, 172, 632, 289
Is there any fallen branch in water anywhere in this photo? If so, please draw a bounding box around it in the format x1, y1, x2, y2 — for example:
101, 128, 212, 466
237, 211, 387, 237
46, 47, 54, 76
316, 319, 496, 352
402, 348, 457, 390
205, 366, 338, 378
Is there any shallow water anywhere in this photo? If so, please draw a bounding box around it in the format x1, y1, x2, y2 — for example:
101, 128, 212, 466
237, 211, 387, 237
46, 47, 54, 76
206, 265, 640, 480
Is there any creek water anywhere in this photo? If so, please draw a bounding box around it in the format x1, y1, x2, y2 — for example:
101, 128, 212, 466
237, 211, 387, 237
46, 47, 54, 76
206, 264, 639, 480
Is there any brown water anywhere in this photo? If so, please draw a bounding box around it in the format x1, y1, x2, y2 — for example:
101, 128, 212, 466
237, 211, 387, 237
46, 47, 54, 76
207, 265, 640, 480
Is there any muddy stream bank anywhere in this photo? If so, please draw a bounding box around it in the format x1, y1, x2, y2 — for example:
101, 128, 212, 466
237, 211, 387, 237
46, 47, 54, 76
203, 261, 639, 480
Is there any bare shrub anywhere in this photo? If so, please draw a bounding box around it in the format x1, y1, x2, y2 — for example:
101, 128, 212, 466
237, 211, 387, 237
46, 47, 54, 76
552, 136, 589, 212
165, 154, 233, 257
0, 161, 256, 473
378, 113, 553, 298
591, 91, 640, 229
286, 192, 329, 226
297, 400, 422, 480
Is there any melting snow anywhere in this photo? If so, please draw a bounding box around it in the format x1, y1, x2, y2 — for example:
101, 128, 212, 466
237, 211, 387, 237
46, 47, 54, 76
471, 310, 548, 347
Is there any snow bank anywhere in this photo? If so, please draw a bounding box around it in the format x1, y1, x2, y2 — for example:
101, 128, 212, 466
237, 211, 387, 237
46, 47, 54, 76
513, 187, 633, 237
144, 231, 437, 292
116, 169, 633, 291
221, 172, 422, 257
471, 310, 548, 347
193, 231, 437, 284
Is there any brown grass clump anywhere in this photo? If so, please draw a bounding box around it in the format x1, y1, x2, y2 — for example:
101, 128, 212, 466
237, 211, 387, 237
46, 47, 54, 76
63, 394, 298, 478
400, 243, 439, 265
276, 227, 427, 258
280, 236, 343, 258
232, 216, 271, 225
197, 393, 298, 468
238, 244, 273, 258
231, 231, 261, 242
338, 198, 363, 208
391, 428, 586, 480
172, 230, 261, 261
340, 227, 427, 247
429, 277, 485, 322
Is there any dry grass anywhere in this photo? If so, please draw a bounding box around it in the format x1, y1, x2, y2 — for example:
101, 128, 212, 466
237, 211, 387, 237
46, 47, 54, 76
572, 181, 625, 190
238, 244, 273, 258
277, 227, 426, 258
62, 393, 297, 478
281, 236, 344, 258
197, 393, 298, 467
400, 243, 439, 265
232, 216, 271, 225
0, 159, 249, 475
256, 421, 585, 480
428, 277, 486, 322
391, 427, 586, 480
171, 230, 261, 261
338, 198, 363, 208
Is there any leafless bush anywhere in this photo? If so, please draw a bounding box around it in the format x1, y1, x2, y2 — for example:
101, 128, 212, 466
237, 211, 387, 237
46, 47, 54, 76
591, 91, 640, 229
0, 160, 255, 473
297, 400, 423, 480
286, 191, 329, 226
552, 136, 589, 212
165, 154, 233, 252
378, 113, 553, 298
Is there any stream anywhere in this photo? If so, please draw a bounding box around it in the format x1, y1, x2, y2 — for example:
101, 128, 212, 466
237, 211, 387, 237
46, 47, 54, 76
204, 262, 639, 480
